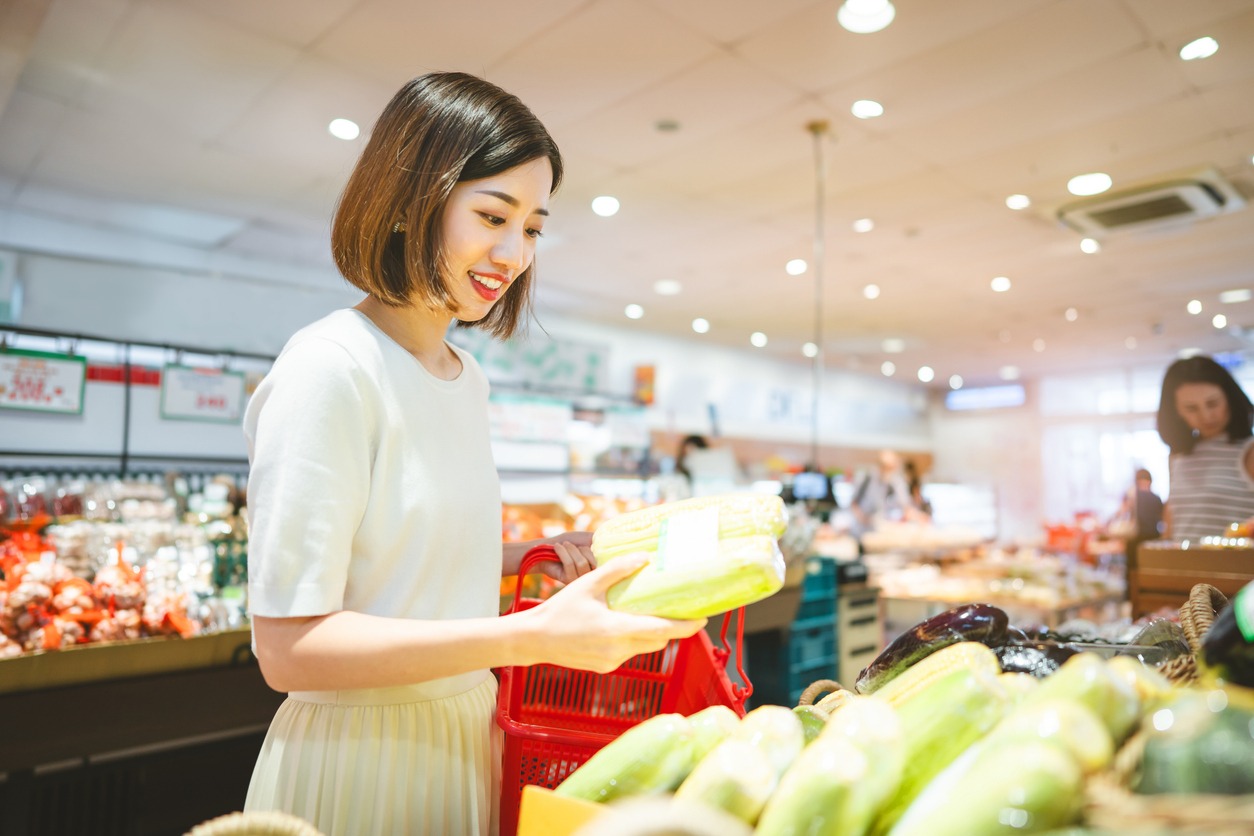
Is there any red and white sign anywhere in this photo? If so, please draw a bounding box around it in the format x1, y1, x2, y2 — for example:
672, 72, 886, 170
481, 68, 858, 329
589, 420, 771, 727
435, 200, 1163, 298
0, 349, 87, 414
160, 364, 246, 423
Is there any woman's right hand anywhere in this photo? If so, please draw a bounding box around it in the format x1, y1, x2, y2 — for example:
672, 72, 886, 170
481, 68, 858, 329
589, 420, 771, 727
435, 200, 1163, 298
514, 554, 707, 674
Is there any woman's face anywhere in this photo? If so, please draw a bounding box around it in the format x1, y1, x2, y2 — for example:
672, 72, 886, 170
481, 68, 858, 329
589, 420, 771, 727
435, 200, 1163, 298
439, 157, 553, 322
1175, 381, 1230, 439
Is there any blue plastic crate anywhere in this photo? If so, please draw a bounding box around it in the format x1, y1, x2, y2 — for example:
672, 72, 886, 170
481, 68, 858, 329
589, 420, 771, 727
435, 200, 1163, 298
788, 615, 837, 669
794, 557, 837, 622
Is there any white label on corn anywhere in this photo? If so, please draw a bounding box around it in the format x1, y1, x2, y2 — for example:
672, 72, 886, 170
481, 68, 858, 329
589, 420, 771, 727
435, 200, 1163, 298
657, 508, 720, 570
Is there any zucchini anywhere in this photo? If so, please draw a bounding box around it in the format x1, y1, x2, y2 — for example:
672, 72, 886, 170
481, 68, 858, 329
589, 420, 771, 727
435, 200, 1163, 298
554, 713, 693, 802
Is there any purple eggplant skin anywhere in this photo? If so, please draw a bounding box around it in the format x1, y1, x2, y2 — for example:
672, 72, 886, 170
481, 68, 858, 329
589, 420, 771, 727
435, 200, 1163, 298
993, 642, 1080, 678
853, 603, 1010, 694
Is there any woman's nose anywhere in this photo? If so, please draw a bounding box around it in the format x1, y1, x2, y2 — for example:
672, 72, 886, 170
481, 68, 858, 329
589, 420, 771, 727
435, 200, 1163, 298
491, 230, 530, 272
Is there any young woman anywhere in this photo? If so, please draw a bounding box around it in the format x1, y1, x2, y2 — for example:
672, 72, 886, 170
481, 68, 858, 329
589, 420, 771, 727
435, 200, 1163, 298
242, 72, 705, 836
1156, 354, 1254, 541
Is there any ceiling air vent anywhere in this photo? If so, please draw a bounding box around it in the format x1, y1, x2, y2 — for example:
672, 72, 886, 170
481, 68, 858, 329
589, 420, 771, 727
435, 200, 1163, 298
1057, 167, 1245, 236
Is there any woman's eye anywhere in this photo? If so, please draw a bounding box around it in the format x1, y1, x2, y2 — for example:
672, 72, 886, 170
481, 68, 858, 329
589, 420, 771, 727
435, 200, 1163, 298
526, 227, 544, 239
479, 213, 505, 226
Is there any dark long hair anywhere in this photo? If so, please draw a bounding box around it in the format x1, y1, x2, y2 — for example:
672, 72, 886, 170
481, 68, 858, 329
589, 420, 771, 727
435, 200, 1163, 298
331, 72, 563, 339
1156, 355, 1254, 454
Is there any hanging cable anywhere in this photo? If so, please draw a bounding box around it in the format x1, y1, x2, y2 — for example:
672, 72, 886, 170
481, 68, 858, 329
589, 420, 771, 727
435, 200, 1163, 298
806, 120, 831, 466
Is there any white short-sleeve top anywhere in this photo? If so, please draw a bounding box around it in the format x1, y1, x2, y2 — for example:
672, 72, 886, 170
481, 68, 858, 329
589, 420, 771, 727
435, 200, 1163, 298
243, 309, 502, 629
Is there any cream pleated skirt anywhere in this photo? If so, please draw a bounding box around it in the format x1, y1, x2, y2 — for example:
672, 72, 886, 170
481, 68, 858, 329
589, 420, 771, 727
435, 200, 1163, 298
245, 672, 501, 836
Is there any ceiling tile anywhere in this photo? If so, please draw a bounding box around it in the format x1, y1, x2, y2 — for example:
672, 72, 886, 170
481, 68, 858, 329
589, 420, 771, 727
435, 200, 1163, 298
488, 0, 721, 129
174, 0, 360, 48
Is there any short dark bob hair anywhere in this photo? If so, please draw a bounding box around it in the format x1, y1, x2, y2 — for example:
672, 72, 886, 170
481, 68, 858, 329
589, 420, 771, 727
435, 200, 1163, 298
331, 72, 563, 339
1156, 354, 1254, 454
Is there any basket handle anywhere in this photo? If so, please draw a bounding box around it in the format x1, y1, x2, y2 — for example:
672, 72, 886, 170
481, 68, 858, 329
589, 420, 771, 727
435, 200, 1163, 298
510, 545, 561, 614
716, 606, 753, 704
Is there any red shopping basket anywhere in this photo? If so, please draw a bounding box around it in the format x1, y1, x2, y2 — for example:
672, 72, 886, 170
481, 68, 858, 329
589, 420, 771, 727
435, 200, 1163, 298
496, 546, 752, 835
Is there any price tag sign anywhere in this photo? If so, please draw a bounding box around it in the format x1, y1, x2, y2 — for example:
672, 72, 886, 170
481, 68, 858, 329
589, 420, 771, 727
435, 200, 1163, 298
160, 364, 246, 423
0, 348, 87, 414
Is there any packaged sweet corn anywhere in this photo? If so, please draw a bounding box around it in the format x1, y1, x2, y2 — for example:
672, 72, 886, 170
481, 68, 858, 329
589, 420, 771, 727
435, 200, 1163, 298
591, 493, 788, 619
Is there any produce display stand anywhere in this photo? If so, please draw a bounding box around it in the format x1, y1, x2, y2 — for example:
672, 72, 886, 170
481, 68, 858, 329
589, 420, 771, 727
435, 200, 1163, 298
0, 628, 284, 836
880, 590, 1123, 633
1130, 543, 1254, 619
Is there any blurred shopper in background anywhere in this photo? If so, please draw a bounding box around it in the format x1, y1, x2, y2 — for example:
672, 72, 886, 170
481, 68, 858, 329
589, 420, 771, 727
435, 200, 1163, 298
1112, 468, 1164, 571
1156, 354, 1254, 541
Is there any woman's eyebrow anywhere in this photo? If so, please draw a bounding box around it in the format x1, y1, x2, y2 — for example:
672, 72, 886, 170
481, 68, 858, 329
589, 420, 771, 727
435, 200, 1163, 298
475, 189, 549, 216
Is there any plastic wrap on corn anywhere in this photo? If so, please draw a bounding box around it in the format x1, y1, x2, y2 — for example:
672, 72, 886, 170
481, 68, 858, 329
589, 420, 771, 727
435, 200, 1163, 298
591, 493, 788, 619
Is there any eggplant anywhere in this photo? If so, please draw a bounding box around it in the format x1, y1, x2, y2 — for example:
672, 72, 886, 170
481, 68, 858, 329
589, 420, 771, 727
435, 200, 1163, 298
993, 641, 1080, 677
1202, 585, 1254, 688
853, 603, 1009, 694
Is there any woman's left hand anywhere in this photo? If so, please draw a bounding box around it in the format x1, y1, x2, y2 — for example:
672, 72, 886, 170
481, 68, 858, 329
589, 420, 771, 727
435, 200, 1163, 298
539, 531, 597, 583
504, 532, 597, 584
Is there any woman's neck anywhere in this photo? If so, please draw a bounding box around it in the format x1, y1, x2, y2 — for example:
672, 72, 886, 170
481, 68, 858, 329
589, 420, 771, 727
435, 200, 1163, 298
354, 297, 461, 379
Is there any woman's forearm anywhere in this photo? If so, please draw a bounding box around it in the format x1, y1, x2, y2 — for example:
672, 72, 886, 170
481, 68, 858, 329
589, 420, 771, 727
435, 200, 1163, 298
252, 610, 543, 693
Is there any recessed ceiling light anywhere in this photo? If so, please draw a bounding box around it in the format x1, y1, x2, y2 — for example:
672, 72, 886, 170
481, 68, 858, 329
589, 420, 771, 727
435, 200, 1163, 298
881, 361, 896, 377
1005, 194, 1031, 210
591, 196, 620, 217
1187, 299, 1203, 315
917, 366, 935, 383
1080, 238, 1101, 254
1220, 288, 1252, 304
692, 317, 710, 334
949, 374, 964, 390
1065, 307, 1079, 322
624, 304, 643, 319
863, 284, 881, 300
1033, 338, 1046, 352
802, 342, 819, 358
750, 331, 768, 348
328, 118, 360, 140
1213, 314, 1228, 329
882, 338, 905, 353
851, 100, 884, 119
852, 218, 875, 233
990, 276, 1012, 293
1067, 173, 1112, 196
837, 0, 896, 34
653, 279, 682, 296
1179, 36, 1219, 61
999, 366, 1020, 381
1125, 337, 1138, 350
786, 258, 808, 276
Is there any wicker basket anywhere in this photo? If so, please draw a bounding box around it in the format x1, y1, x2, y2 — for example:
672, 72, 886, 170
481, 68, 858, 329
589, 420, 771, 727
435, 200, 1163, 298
1083, 583, 1254, 832
185, 811, 325, 836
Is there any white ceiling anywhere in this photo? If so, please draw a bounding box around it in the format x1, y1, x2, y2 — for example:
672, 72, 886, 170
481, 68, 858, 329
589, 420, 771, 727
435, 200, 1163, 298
2, 0, 1253, 388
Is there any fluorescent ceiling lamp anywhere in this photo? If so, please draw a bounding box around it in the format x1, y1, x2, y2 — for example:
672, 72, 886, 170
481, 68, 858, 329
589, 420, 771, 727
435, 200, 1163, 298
851, 100, 884, 119
1187, 299, 1203, 314
1068, 172, 1112, 196
1219, 288, 1252, 304
863, 283, 881, 299
653, 279, 682, 296
852, 218, 875, 232
949, 374, 964, 390
328, 118, 360, 140
591, 196, 620, 217
990, 276, 1011, 292
837, 0, 896, 34
802, 342, 819, 358
1213, 314, 1228, 329
1065, 307, 1079, 322
1179, 36, 1219, 61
